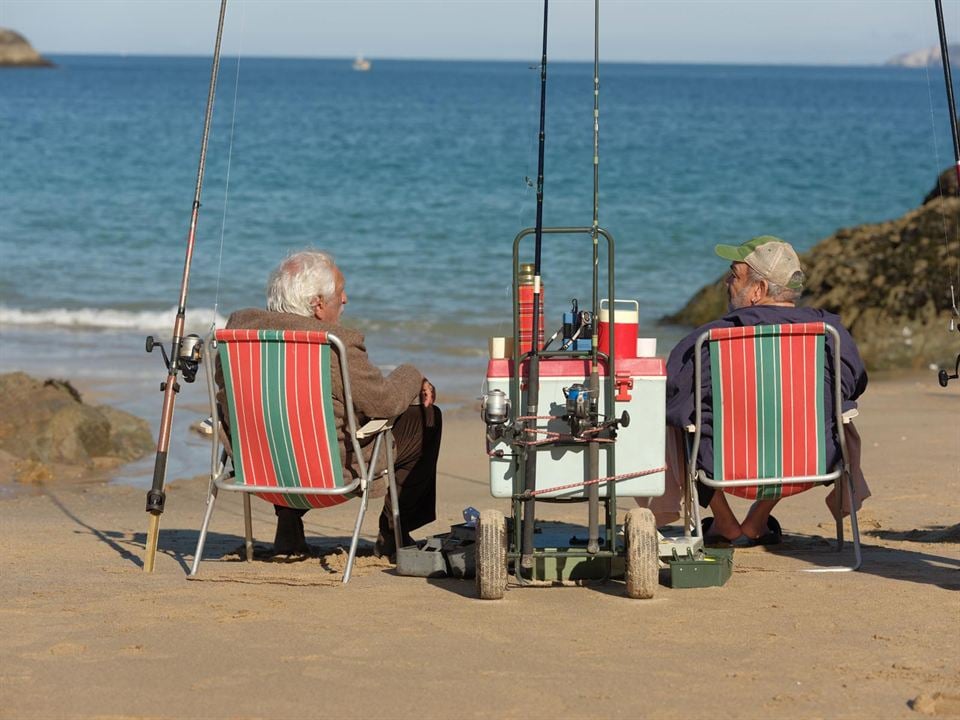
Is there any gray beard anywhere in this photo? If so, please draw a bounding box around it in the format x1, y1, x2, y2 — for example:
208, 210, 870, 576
728, 286, 752, 313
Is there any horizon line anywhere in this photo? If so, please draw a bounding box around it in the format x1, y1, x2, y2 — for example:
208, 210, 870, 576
38, 51, 907, 69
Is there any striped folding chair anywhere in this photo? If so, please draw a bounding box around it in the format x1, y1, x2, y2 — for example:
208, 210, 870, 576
189, 329, 401, 583
688, 322, 861, 571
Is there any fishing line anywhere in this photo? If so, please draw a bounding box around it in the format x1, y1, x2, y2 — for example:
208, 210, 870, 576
212, 0, 247, 332
922, 34, 952, 278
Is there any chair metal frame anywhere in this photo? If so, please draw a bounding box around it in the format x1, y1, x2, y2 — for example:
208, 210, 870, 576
686, 322, 861, 572
189, 330, 402, 583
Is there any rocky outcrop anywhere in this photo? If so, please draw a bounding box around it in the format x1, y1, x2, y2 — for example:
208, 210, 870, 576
663, 172, 960, 371
0, 28, 53, 67
923, 166, 960, 204
885, 45, 959, 68
0, 373, 154, 483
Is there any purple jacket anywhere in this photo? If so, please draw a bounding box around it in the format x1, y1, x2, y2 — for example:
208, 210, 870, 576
666, 305, 867, 473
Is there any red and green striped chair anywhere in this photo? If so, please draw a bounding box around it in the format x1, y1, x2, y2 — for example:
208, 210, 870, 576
688, 322, 861, 570
189, 329, 400, 583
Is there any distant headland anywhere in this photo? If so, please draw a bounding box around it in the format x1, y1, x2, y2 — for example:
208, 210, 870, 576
0, 28, 53, 67
885, 44, 959, 68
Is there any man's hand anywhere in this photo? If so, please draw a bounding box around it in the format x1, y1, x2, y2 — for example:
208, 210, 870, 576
420, 378, 436, 408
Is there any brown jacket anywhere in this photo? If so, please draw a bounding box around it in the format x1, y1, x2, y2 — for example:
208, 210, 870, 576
216, 309, 423, 479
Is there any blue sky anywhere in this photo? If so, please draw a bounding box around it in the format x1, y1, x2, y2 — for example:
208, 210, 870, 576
1, 0, 958, 65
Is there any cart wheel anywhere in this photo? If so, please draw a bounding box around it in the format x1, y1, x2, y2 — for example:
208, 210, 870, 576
625, 507, 657, 599
476, 509, 507, 600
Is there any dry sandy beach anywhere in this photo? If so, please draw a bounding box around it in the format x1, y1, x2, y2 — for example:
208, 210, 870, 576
1, 372, 958, 719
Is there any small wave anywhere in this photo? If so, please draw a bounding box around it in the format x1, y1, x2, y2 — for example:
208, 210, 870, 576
0, 305, 227, 333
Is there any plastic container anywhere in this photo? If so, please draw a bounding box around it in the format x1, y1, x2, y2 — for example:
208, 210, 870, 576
597, 299, 639, 360
396, 537, 448, 578
669, 547, 734, 588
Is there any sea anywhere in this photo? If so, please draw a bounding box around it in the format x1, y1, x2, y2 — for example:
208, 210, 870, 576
0, 55, 956, 485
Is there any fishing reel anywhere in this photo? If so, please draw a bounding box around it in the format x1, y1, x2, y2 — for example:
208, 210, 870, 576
481, 389, 511, 427
145, 333, 203, 387
542, 299, 593, 353
938, 352, 960, 388
481, 389, 512, 450
562, 383, 595, 437
561, 383, 631, 439
943, 293, 960, 388
560, 299, 592, 352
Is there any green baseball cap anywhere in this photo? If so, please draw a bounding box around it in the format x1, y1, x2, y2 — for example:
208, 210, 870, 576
715, 235, 804, 290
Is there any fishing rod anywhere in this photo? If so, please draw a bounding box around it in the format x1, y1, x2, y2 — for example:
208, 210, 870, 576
143, 0, 228, 572
934, 0, 960, 387
935, 0, 960, 190
585, 0, 602, 555
520, 0, 549, 569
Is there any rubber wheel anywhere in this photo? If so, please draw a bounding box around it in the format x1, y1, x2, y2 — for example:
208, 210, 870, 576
624, 507, 658, 599
476, 509, 507, 600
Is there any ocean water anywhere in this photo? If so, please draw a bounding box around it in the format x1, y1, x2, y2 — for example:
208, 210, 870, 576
0, 55, 956, 482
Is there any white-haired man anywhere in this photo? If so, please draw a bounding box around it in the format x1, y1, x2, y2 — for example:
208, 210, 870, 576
650, 236, 870, 546
219, 250, 440, 559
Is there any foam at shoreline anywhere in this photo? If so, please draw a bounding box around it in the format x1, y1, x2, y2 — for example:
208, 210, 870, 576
0, 305, 227, 332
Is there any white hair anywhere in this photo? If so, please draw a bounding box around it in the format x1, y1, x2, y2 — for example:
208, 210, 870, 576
744, 264, 803, 303
266, 250, 338, 317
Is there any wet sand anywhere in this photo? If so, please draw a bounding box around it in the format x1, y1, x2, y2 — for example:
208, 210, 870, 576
0, 372, 958, 719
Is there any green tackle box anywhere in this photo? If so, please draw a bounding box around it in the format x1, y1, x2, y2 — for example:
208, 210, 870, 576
668, 547, 734, 588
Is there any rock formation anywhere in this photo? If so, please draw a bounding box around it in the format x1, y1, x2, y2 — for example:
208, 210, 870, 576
0, 373, 154, 484
662, 172, 960, 371
885, 45, 959, 68
0, 28, 53, 67
922, 166, 960, 204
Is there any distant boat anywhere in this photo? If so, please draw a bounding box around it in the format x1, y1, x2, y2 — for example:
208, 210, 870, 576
352, 56, 371, 72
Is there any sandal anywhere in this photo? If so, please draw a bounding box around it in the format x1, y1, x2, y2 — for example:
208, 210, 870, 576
700, 516, 738, 547
731, 515, 783, 547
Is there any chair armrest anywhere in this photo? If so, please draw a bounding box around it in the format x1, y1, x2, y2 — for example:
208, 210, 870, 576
357, 418, 392, 439
841, 408, 859, 424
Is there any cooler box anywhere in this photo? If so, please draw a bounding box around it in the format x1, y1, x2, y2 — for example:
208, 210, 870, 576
485, 357, 666, 499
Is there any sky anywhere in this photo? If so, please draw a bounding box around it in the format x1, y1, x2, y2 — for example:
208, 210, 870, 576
1, 0, 959, 65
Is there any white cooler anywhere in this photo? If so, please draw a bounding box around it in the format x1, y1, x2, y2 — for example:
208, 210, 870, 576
485, 357, 666, 499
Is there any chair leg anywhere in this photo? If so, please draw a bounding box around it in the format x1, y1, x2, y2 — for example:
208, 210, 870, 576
834, 474, 845, 551
243, 493, 253, 562
846, 473, 862, 571
189, 485, 220, 577
343, 484, 369, 584
804, 473, 861, 573
384, 429, 403, 552
688, 472, 702, 539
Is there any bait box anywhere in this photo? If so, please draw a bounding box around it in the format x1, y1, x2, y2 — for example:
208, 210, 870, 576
395, 526, 476, 579
668, 547, 734, 588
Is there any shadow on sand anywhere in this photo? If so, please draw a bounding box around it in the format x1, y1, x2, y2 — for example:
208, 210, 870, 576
42, 486, 378, 578
764, 530, 960, 590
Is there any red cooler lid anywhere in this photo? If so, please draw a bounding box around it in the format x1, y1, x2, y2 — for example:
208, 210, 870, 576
487, 356, 665, 379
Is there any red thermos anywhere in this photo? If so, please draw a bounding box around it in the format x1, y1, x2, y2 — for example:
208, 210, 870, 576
518, 262, 545, 355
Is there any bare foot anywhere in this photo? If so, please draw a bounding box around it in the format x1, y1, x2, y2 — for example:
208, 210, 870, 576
740, 499, 780, 539
739, 518, 767, 540
706, 493, 742, 540
706, 516, 742, 541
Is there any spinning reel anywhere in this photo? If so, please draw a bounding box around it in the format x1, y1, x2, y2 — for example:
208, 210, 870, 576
145, 333, 203, 389
938, 352, 960, 387
562, 383, 630, 438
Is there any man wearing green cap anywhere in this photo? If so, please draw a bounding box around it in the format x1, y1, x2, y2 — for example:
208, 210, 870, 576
658, 236, 870, 546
